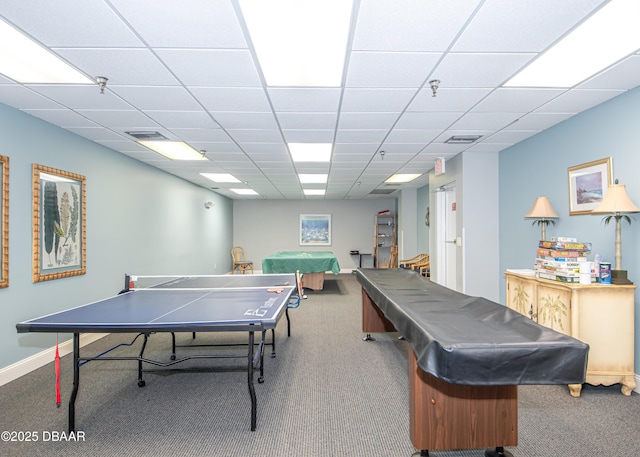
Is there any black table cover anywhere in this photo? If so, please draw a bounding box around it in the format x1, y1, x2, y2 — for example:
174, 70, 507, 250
357, 268, 588, 386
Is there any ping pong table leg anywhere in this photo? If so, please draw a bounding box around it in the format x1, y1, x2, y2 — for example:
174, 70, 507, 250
137, 333, 150, 387
258, 330, 266, 383
270, 328, 276, 358
247, 330, 257, 431
170, 332, 176, 360
285, 308, 291, 337
68, 333, 80, 433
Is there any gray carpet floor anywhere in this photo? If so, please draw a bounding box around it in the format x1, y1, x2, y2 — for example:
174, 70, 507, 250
1, 273, 639, 457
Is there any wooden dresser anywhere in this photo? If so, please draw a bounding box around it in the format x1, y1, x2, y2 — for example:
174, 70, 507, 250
505, 271, 636, 396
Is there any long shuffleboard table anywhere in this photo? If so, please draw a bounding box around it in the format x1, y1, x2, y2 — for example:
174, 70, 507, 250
16, 273, 296, 433
262, 251, 340, 290
356, 268, 589, 457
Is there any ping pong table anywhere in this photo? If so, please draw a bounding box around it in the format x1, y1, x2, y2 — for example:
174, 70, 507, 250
16, 273, 297, 433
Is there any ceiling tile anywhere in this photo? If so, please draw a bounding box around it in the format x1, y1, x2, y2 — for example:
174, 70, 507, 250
156, 49, 261, 87
108, 0, 247, 48
0, 0, 625, 199
346, 52, 441, 87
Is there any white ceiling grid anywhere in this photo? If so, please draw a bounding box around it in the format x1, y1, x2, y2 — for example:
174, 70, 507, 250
0, 0, 638, 199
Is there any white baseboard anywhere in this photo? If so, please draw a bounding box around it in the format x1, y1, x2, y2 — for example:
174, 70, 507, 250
0, 333, 108, 388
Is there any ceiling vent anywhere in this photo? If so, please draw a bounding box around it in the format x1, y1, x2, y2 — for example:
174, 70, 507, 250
125, 131, 168, 141
369, 189, 397, 195
445, 135, 482, 144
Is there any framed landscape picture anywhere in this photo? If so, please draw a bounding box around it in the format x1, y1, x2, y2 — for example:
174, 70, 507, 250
32, 164, 86, 282
567, 157, 612, 215
299, 214, 331, 246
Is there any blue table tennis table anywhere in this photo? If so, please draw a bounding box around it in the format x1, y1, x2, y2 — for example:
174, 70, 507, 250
16, 273, 297, 433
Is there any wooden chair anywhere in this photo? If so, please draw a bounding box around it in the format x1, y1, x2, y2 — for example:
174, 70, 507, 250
231, 246, 254, 274
399, 253, 428, 269
413, 258, 430, 278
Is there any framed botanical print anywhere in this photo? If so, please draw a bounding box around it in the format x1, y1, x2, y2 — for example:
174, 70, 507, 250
32, 164, 86, 282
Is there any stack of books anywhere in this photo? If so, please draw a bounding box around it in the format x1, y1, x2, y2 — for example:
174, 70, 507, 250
534, 237, 593, 283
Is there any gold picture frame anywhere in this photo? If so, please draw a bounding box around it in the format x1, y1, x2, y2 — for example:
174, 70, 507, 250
0, 155, 8, 288
567, 157, 613, 216
32, 164, 86, 282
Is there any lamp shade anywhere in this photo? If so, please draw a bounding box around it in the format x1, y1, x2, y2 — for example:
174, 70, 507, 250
591, 182, 640, 214
525, 196, 559, 219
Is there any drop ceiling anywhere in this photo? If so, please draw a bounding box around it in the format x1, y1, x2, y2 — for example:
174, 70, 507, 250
1, 0, 639, 199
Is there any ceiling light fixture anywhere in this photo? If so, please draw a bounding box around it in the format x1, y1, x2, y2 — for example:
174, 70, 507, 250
289, 143, 332, 162
200, 173, 241, 183
303, 189, 326, 196
429, 79, 440, 97
299, 174, 328, 184
504, 0, 640, 88
385, 174, 422, 184
139, 141, 208, 161
239, 0, 353, 87
95, 76, 108, 94
0, 18, 94, 84
231, 188, 259, 195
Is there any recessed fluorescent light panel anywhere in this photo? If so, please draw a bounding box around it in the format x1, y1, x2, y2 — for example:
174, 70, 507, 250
385, 174, 422, 184
303, 189, 326, 196
231, 188, 259, 195
299, 174, 328, 184
239, 0, 353, 87
505, 0, 640, 88
139, 141, 208, 161
289, 143, 332, 162
0, 19, 93, 84
200, 173, 241, 183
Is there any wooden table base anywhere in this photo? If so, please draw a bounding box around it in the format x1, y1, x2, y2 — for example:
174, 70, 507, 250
361, 288, 518, 454
408, 349, 517, 452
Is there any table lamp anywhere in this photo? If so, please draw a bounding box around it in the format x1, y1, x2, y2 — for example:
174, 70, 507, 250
591, 179, 640, 284
525, 196, 559, 241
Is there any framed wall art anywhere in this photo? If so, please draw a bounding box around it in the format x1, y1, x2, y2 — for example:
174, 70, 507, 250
32, 164, 86, 282
299, 214, 331, 246
0, 155, 8, 288
567, 157, 613, 216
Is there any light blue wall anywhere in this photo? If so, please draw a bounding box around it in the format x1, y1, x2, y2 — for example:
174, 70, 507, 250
0, 103, 233, 369
398, 189, 418, 260
499, 86, 640, 373
462, 151, 500, 301
233, 198, 396, 272
426, 151, 500, 301
417, 184, 430, 254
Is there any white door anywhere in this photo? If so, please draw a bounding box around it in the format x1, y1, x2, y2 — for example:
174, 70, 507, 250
444, 185, 458, 290
434, 182, 458, 290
